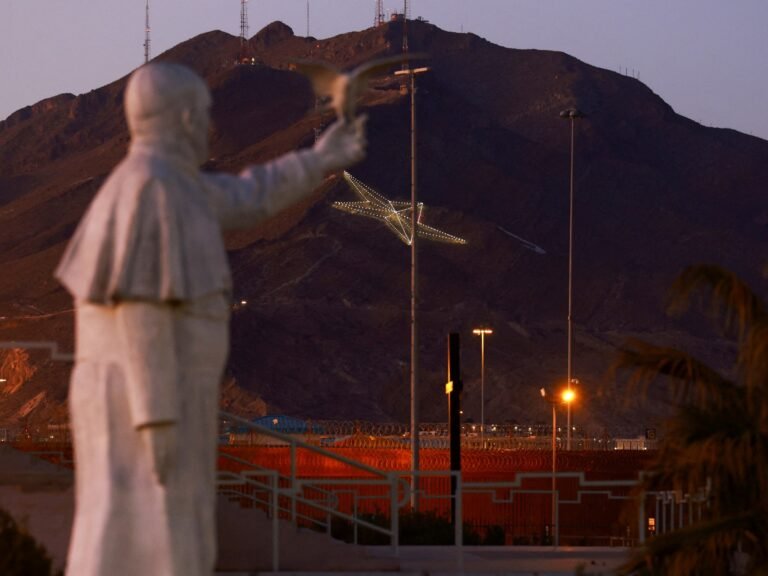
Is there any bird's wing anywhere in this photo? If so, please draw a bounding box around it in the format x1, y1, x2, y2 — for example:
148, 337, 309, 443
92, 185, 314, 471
292, 61, 340, 97
351, 52, 430, 83
351, 54, 406, 82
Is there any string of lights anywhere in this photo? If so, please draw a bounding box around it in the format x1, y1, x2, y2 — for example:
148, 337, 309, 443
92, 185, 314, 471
333, 172, 467, 246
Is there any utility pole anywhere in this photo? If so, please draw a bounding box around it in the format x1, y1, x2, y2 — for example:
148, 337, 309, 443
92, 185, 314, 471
472, 328, 493, 448
395, 64, 429, 510
559, 108, 584, 450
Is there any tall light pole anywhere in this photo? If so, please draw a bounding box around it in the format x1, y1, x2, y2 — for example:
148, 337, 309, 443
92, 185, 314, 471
541, 387, 576, 548
559, 108, 584, 450
395, 65, 429, 509
472, 328, 492, 448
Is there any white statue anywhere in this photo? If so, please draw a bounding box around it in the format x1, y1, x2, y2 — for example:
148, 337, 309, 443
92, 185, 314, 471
55, 62, 366, 576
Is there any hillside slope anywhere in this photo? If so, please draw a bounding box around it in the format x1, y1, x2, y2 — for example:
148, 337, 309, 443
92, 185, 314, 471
1, 20, 766, 433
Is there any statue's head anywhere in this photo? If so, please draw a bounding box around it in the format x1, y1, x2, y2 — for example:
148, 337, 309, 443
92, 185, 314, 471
125, 62, 212, 163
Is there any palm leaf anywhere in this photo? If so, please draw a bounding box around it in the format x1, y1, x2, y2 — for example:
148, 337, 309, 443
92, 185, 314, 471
668, 264, 768, 411
615, 338, 738, 411
739, 318, 768, 400
650, 411, 768, 505
617, 265, 768, 573
619, 509, 764, 575
669, 264, 767, 340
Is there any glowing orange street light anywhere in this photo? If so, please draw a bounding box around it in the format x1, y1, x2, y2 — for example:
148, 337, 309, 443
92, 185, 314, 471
540, 385, 576, 548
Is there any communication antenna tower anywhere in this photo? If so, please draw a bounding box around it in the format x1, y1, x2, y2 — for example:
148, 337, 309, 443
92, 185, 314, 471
402, 0, 409, 60
240, 0, 249, 44
238, 0, 250, 64
374, 0, 385, 27
306, 0, 310, 37
143, 0, 151, 64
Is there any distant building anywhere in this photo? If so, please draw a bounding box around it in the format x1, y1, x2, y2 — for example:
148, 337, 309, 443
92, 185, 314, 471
613, 437, 650, 450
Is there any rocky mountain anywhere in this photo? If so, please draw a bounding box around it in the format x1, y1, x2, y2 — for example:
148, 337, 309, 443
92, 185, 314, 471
1, 20, 766, 434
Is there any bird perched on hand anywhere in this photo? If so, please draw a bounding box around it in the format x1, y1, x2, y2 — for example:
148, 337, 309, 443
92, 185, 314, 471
292, 54, 426, 122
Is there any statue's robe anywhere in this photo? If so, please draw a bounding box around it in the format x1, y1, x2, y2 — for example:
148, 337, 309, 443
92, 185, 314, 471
55, 139, 323, 576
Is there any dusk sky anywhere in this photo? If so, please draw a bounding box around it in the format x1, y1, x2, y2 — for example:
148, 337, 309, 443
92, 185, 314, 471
1, 1, 766, 140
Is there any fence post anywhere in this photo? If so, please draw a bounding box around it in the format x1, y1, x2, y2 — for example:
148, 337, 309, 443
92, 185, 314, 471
454, 471, 464, 571
638, 491, 646, 544
390, 474, 399, 553
554, 488, 559, 547
353, 495, 359, 545
454, 472, 463, 546
290, 441, 297, 522
669, 492, 675, 530
272, 473, 280, 572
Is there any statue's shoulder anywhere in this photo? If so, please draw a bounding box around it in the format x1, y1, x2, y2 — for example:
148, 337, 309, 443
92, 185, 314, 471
102, 153, 152, 187
103, 153, 181, 198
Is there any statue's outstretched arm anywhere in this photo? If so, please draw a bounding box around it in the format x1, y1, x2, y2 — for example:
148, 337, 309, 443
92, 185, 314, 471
205, 116, 367, 230
116, 301, 179, 485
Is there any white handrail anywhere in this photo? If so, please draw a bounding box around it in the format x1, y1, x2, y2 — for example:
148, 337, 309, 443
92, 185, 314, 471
217, 411, 411, 567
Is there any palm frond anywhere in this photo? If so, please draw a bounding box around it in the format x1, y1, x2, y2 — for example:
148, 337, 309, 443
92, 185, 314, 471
618, 264, 768, 574
650, 426, 768, 507
615, 338, 738, 411
619, 510, 762, 576
669, 265, 768, 402
669, 265, 767, 340
739, 319, 768, 399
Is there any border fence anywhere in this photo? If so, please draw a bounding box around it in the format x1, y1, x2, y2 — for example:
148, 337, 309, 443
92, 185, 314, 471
6, 413, 704, 572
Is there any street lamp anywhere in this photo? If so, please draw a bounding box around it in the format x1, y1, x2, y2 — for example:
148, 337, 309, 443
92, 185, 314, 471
472, 328, 492, 448
540, 386, 576, 547
559, 107, 584, 450
395, 65, 429, 509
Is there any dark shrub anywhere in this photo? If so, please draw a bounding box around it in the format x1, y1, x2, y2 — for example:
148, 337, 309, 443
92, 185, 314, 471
0, 507, 60, 576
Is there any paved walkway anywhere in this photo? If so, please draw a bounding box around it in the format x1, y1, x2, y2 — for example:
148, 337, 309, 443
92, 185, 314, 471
225, 545, 630, 575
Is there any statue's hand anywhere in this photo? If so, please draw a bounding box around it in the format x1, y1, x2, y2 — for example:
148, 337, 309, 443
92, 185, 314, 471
313, 115, 368, 173
139, 423, 177, 486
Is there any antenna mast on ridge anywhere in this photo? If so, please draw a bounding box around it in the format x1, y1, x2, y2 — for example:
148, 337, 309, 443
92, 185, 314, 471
402, 0, 410, 53
143, 0, 151, 64
240, 0, 249, 44
238, 0, 251, 64
402, 0, 409, 72
374, 0, 385, 27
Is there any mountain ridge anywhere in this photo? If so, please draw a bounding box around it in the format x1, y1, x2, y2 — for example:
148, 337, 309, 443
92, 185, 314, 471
0, 19, 766, 434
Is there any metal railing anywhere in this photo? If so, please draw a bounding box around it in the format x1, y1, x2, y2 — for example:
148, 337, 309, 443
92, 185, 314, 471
216, 411, 412, 571
215, 414, 661, 557
645, 488, 709, 539
10, 415, 702, 568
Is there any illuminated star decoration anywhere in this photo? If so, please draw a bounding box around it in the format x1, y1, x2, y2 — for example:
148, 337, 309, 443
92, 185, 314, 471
332, 172, 467, 246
